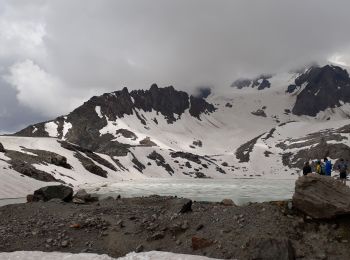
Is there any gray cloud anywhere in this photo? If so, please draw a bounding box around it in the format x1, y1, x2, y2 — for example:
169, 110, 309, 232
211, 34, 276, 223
1, 0, 350, 132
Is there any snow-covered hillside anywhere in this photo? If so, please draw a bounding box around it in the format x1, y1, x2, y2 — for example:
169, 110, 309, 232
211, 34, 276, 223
1, 65, 350, 199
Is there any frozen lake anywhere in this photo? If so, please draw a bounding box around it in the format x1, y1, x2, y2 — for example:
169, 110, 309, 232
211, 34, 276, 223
0, 178, 297, 207
85, 178, 297, 205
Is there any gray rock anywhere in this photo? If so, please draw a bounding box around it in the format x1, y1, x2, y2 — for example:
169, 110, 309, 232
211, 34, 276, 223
32, 185, 73, 202
135, 244, 144, 253
293, 174, 350, 219
245, 237, 295, 260
74, 189, 94, 202
176, 198, 192, 214
221, 199, 236, 206
61, 240, 69, 248
0, 142, 5, 153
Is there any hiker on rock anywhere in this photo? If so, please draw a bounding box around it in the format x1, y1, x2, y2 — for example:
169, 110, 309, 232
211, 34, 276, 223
303, 161, 312, 176
338, 158, 348, 185
324, 157, 332, 176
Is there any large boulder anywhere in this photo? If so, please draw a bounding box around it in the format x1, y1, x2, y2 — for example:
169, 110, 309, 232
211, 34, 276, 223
31, 185, 73, 202
72, 189, 98, 203
293, 174, 350, 219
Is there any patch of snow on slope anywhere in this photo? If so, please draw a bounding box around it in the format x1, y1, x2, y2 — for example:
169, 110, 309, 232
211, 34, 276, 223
95, 106, 103, 118
62, 121, 72, 139
45, 121, 58, 137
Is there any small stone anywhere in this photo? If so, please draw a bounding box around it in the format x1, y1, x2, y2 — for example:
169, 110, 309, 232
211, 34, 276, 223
176, 240, 181, 245
148, 231, 165, 241
196, 224, 204, 231
192, 236, 213, 250
181, 221, 189, 230
221, 199, 236, 206
61, 240, 69, 248
70, 223, 81, 229
46, 238, 53, 243
135, 244, 144, 253
331, 223, 338, 230
116, 220, 124, 228
72, 198, 85, 204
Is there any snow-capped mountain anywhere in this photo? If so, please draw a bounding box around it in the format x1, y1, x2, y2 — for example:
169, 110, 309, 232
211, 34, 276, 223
1, 64, 350, 198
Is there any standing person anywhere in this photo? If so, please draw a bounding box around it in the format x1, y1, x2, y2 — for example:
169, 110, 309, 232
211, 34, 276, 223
316, 160, 322, 175
337, 158, 348, 185
303, 161, 312, 176
324, 158, 332, 176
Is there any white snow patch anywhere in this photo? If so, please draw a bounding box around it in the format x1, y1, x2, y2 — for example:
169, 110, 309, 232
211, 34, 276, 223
45, 121, 58, 137
62, 121, 72, 139
95, 106, 103, 118
0, 251, 219, 260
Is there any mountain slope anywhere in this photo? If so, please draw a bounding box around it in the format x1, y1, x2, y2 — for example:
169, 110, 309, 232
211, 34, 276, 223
1, 64, 350, 199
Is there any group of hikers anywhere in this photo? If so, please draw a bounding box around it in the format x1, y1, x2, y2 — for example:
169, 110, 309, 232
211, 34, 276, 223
303, 158, 348, 185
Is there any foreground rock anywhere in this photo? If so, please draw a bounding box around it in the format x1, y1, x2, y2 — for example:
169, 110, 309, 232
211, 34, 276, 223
30, 185, 74, 202
293, 174, 350, 219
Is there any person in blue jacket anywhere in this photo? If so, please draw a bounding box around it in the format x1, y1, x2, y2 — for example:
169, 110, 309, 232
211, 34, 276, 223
324, 157, 332, 176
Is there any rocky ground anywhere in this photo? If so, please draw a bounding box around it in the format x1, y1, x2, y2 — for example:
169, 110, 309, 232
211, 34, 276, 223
1, 182, 350, 260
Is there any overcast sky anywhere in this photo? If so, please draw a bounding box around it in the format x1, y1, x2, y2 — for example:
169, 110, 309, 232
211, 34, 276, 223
1, 0, 350, 133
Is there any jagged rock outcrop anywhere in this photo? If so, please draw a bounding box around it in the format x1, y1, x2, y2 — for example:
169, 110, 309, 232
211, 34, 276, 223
14, 85, 215, 156
231, 75, 272, 90
293, 175, 350, 219
147, 151, 174, 175
292, 65, 350, 116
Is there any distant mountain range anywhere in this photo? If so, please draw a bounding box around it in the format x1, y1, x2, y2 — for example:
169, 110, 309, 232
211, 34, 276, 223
1, 64, 350, 199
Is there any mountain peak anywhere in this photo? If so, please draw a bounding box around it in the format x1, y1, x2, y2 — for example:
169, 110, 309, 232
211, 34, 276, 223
292, 65, 350, 116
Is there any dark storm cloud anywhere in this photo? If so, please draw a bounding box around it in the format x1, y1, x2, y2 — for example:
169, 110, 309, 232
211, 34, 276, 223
1, 0, 350, 132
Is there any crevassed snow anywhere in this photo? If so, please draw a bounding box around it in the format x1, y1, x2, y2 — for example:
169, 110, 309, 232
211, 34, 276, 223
95, 106, 103, 118
0, 251, 220, 260
45, 121, 58, 137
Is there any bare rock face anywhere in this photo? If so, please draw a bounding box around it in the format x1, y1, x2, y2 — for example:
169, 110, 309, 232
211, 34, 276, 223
292, 65, 350, 116
293, 175, 350, 219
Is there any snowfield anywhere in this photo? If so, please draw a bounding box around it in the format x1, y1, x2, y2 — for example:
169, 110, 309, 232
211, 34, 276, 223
0, 251, 220, 260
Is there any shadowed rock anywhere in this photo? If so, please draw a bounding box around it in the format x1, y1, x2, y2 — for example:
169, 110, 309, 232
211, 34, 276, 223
0, 142, 5, 153
292, 65, 350, 116
31, 185, 73, 202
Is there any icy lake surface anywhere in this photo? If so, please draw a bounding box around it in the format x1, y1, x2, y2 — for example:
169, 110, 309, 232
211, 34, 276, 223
89, 178, 296, 205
